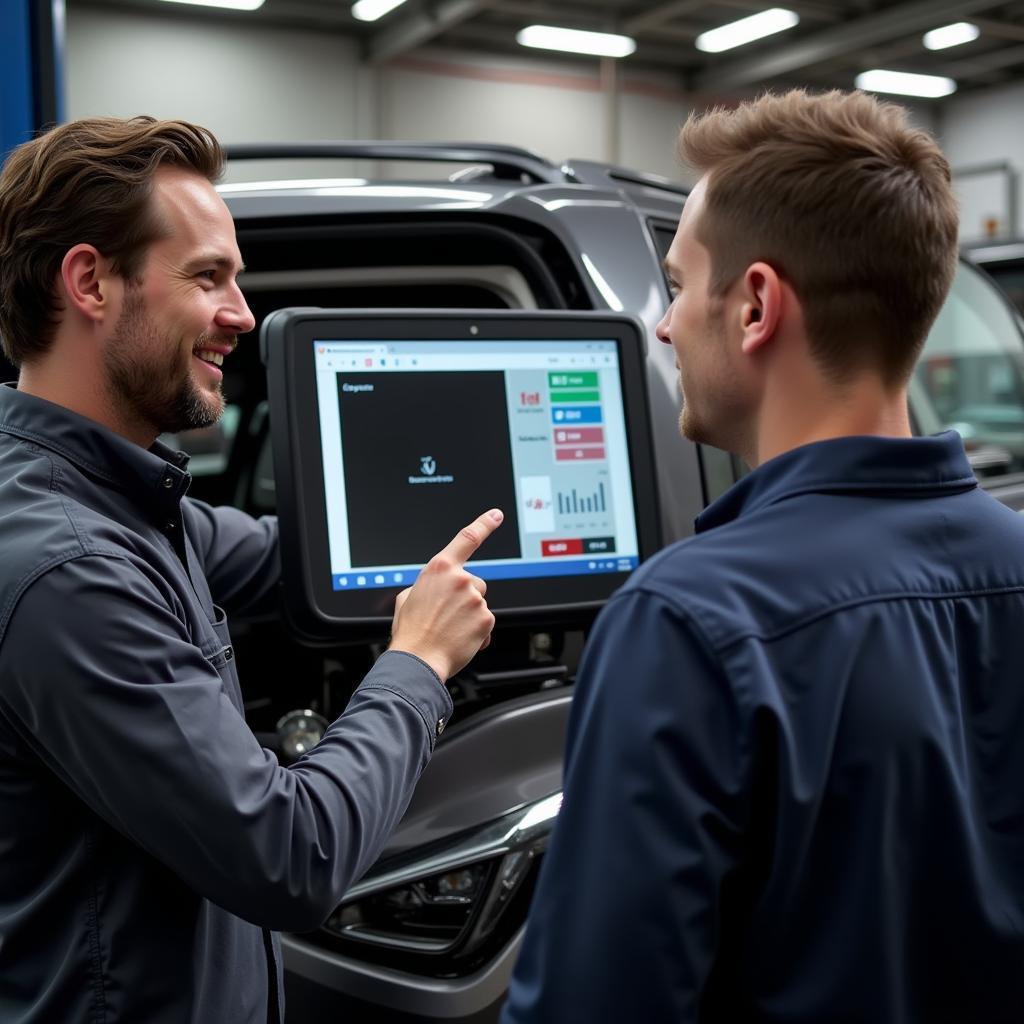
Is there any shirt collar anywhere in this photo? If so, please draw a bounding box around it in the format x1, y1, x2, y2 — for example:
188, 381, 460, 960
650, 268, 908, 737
0, 383, 192, 515
696, 431, 977, 534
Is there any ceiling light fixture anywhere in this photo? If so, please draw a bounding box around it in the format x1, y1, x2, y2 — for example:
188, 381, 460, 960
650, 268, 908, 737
923, 22, 980, 50
352, 0, 407, 22
855, 69, 957, 98
516, 25, 637, 58
695, 8, 799, 53
159, 0, 265, 10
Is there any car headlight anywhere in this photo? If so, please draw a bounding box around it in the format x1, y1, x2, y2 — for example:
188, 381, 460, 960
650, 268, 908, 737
319, 792, 562, 976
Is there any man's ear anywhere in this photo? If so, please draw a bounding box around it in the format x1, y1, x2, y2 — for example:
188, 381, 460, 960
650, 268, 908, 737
60, 244, 121, 324
738, 262, 783, 356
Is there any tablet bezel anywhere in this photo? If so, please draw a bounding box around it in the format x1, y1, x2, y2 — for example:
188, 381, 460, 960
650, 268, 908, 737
263, 309, 662, 637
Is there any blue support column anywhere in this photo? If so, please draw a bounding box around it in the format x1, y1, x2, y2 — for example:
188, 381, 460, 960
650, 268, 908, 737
1, 0, 66, 162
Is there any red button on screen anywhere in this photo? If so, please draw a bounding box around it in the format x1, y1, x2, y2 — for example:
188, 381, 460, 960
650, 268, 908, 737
553, 427, 604, 445
554, 446, 606, 461
541, 538, 584, 556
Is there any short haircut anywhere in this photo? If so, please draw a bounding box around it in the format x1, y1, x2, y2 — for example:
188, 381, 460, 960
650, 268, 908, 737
0, 116, 224, 367
679, 89, 960, 386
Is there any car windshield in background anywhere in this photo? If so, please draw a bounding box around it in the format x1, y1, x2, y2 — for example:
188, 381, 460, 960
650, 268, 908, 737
988, 264, 1024, 315
914, 262, 1024, 478
964, 241, 1024, 319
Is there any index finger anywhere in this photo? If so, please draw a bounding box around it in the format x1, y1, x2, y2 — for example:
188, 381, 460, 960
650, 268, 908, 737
438, 509, 504, 566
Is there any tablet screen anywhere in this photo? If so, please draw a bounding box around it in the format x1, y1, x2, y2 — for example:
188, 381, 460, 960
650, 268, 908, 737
314, 339, 640, 591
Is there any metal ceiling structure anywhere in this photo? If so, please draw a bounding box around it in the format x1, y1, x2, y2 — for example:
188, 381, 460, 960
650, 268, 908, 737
79, 0, 1024, 95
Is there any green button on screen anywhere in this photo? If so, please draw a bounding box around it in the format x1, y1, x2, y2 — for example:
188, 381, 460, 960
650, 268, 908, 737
550, 390, 601, 403
548, 371, 598, 388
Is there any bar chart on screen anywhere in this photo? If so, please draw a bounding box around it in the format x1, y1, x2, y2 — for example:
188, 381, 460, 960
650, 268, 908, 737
557, 482, 606, 515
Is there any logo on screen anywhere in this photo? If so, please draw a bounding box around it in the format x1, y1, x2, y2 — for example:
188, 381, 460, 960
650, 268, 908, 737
408, 454, 454, 486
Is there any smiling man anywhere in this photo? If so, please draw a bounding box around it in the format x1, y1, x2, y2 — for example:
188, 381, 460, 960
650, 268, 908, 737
17, 160, 252, 443
503, 90, 1024, 1023
98, 166, 246, 441
0, 117, 501, 1023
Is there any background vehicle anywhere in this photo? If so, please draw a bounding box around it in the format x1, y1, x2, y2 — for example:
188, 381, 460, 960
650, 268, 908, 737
931, 241, 1024, 494
5, 143, 1024, 1021
966, 239, 1024, 317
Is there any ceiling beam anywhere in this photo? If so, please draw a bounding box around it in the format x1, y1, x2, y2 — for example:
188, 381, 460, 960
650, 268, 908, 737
369, 0, 493, 63
474, 0, 585, 19
267, 0, 352, 22
940, 42, 1024, 79
694, 0, 1006, 91
971, 16, 1024, 44
854, 37, 932, 67
625, 0, 841, 36
443, 20, 690, 67
633, 25, 699, 43
624, 0, 706, 36
712, 0, 843, 22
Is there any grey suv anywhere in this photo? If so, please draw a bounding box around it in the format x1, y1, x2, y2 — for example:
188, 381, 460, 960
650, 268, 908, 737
11, 142, 1022, 1023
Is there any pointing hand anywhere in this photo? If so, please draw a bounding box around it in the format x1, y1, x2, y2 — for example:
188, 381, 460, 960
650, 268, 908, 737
388, 509, 504, 681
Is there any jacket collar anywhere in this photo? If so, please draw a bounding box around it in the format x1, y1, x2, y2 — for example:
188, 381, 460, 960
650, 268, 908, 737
0, 383, 191, 515
697, 431, 977, 534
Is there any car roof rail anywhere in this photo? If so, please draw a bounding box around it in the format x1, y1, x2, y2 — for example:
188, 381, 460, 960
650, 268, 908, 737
561, 158, 690, 198
224, 141, 565, 185
964, 239, 1024, 264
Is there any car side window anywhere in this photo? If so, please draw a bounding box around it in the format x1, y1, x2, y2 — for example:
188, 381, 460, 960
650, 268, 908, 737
979, 264, 1024, 317
915, 264, 1024, 479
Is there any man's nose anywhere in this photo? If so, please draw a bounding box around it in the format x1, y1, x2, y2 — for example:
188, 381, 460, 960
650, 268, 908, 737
655, 307, 672, 346
219, 283, 256, 335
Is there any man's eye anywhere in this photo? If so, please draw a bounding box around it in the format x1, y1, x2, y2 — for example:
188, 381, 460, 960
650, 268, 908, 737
198, 270, 217, 281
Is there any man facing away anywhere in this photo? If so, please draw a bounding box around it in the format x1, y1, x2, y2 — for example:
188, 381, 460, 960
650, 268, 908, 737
502, 89, 1024, 1022
0, 117, 502, 1023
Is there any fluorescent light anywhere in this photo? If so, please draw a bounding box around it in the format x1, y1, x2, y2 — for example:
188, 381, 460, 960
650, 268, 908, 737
516, 25, 637, 58
856, 69, 957, 98
695, 8, 799, 53
160, 0, 265, 10
923, 22, 980, 50
352, 0, 407, 22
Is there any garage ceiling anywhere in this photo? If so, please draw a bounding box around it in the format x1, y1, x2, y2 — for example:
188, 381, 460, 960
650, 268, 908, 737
77, 0, 1024, 94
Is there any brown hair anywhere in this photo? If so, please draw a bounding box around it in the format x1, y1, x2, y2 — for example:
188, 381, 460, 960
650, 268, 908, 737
0, 116, 224, 367
679, 89, 959, 385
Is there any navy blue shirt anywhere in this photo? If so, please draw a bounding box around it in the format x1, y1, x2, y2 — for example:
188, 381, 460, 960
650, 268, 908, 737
503, 432, 1024, 1023
0, 384, 453, 1023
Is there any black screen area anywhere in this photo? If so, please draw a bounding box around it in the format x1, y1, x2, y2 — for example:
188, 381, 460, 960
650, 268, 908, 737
337, 371, 523, 566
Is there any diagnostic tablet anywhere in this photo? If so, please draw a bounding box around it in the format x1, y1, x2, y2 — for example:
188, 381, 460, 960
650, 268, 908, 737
262, 309, 660, 636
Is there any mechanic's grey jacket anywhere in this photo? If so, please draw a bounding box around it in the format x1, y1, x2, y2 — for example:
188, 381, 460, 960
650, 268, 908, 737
0, 383, 453, 1023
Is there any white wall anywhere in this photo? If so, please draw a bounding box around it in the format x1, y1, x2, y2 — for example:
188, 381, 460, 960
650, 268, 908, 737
382, 50, 605, 161
65, 5, 694, 182
938, 81, 1024, 242
621, 81, 694, 182
66, 6, 361, 140
377, 48, 692, 179
66, 5, 363, 181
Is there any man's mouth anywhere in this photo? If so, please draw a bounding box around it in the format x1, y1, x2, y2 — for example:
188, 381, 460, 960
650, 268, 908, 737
192, 336, 236, 371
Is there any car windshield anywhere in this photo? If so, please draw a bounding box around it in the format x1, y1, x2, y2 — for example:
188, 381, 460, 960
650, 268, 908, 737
986, 264, 1024, 316
913, 262, 1024, 478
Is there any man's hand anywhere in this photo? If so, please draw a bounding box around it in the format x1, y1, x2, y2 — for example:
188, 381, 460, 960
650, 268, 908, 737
388, 509, 504, 682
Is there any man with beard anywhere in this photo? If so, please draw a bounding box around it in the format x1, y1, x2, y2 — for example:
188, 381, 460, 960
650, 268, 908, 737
502, 91, 1024, 1022
0, 118, 501, 1023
